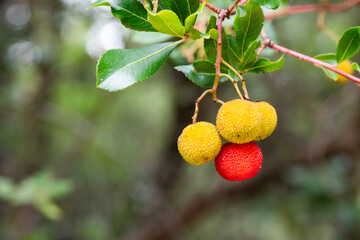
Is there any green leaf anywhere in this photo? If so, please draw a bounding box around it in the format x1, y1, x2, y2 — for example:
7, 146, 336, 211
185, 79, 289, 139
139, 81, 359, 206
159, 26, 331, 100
227, 34, 242, 69
188, 28, 202, 40
247, 55, 284, 73
234, 1, 264, 57
204, 30, 229, 64
336, 27, 360, 64
320, 66, 338, 81
159, 0, 200, 24
314, 53, 338, 80
175, 61, 227, 88
239, 40, 261, 71
314, 53, 337, 65
252, 0, 280, 10
88, 0, 156, 32
97, 41, 182, 91
352, 62, 360, 72
206, 15, 217, 32
148, 10, 185, 38
87, 0, 110, 9
184, 2, 205, 32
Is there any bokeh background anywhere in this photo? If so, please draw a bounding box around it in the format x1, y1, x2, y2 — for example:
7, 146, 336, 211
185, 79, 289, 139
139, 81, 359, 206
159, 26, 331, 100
1, 0, 360, 239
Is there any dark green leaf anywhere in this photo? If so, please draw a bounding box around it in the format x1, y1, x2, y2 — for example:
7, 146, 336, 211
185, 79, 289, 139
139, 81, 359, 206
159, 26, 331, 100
234, 1, 264, 57
247, 55, 284, 73
252, 0, 280, 10
97, 41, 182, 91
88, 0, 156, 32
336, 27, 360, 64
206, 15, 217, 32
159, 0, 200, 24
175, 61, 227, 88
352, 62, 360, 72
204, 30, 229, 64
148, 10, 185, 37
239, 40, 261, 71
227, 34, 242, 69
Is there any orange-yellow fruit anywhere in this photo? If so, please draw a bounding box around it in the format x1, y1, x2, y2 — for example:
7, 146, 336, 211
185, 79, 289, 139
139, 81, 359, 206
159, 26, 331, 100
215, 142, 263, 181
335, 60, 354, 83
255, 101, 277, 140
177, 122, 222, 166
216, 99, 261, 144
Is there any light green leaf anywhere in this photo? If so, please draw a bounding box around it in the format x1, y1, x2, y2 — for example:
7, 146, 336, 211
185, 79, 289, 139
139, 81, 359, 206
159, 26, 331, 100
87, 0, 110, 9
148, 10, 185, 38
314, 53, 337, 65
247, 55, 284, 73
352, 62, 360, 72
97, 41, 182, 91
234, 1, 264, 57
320, 66, 338, 81
184, 2, 205, 32
253, 0, 280, 10
314, 54, 338, 81
336, 27, 360, 64
159, 0, 200, 24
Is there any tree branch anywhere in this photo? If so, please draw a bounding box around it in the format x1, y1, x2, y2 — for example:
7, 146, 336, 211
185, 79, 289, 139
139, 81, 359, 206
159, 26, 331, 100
260, 30, 360, 85
265, 0, 360, 20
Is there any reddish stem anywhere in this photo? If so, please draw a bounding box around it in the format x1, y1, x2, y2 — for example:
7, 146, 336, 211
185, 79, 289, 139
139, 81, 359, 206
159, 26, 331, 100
260, 31, 360, 85
212, 10, 227, 101
199, 0, 221, 13
265, 0, 360, 20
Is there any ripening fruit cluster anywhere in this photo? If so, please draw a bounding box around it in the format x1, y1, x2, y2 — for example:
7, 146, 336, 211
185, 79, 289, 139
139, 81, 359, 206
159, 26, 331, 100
177, 99, 277, 181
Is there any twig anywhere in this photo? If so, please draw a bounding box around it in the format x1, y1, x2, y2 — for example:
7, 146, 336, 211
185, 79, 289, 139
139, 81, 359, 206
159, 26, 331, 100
221, 59, 250, 99
211, 10, 227, 102
199, 0, 221, 13
265, 0, 360, 20
192, 89, 213, 124
260, 30, 360, 85
219, 74, 244, 100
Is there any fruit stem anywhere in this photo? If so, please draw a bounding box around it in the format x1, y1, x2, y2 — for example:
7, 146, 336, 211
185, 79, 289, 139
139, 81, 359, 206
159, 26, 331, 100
219, 74, 244, 100
221, 59, 250, 99
192, 89, 213, 124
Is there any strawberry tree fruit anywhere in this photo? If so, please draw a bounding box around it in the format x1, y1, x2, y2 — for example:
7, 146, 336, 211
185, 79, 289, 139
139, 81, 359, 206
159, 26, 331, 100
215, 142, 263, 181
177, 122, 222, 166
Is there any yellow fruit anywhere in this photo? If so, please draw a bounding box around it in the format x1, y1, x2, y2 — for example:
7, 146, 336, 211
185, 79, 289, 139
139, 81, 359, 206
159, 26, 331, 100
216, 99, 261, 144
335, 60, 354, 83
177, 121, 222, 166
255, 101, 277, 140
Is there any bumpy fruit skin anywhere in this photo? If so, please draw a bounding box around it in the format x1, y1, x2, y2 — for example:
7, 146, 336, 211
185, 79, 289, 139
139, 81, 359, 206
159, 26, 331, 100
215, 142, 263, 181
256, 101, 277, 140
336, 60, 354, 83
216, 100, 260, 144
178, 122, 222, 166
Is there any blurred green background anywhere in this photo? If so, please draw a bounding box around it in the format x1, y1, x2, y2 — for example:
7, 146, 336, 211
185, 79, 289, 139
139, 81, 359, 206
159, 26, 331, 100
0, 0, 360, 239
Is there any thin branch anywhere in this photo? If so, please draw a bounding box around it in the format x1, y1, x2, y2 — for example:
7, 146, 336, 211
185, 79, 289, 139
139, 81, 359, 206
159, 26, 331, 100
211, 10, 227, 102
265, 0, 360, 20
192, 89, 213, 124
219, 73, 244, 100
221, 59, 250, 99
199, 0, 221, 13
260, 30, 360, 85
